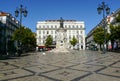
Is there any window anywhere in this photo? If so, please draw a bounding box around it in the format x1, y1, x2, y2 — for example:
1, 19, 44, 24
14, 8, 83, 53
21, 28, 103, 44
80, 25, 82, 28
76, 35, 78, 38
51, 30, 53, 34
65, 25, 67, 28
39, 31, 41, 34
51, 25, 53, 28
81, 40, 83, 43
72, 25, 74, 28
69, 25, 71, 28
43, 36, 45, 39
69, 35, 71, 39
43, 25, 45, 28
43, 30, 45, 34
43, 41, 45, 44
69, 30, 71, 34
55, 25, 57, 28
39, 26, 41, 28
47, 25, 49, 28
55, 31, 57, 34
76, 30, 79, 34
53, 30, 55, 34
76, 25, 78, 28
47, 31, 49, 34
0, 17, 2, 21
55, 36, 57, 40
81, 31, 82, 34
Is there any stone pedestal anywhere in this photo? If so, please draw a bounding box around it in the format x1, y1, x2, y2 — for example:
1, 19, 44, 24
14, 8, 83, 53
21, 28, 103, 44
50, 28, 69, 53
56, 28, 67, 49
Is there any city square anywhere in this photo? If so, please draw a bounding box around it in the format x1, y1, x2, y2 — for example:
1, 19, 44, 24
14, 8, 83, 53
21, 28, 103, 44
0, 50, 120, 81
0, 0, 120, 81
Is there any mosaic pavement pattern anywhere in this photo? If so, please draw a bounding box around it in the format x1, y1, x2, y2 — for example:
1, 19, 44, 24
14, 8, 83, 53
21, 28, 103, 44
0, 50, 120, 81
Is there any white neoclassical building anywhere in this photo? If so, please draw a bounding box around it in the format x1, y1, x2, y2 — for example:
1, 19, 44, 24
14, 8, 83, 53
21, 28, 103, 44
36, 19, 86, 50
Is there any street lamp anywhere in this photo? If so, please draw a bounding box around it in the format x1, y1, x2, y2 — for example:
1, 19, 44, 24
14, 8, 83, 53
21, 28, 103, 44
15, 5, 28, 56
15, 5, 28, 28
97, 2, 110, 54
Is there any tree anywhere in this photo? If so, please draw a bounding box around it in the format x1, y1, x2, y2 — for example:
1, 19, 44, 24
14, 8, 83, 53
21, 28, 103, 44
116, 12, 120, 22
12, 26, 36, 52
93, 27, 109, 50
109, 24, 120, 49
115, 12, 120, 41
93, 27, 104, 45
45, 35, 53, 47
110, 25, 120, 40
70, 36, 77, 46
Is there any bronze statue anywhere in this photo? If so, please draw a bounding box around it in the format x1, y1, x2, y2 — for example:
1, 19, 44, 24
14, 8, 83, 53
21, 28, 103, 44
60, 17, 64, 28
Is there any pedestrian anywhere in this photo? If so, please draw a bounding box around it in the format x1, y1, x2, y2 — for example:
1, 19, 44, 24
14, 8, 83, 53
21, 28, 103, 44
114, 42, 117, 50
108, 45, 112, 51
36, 46, 38, 51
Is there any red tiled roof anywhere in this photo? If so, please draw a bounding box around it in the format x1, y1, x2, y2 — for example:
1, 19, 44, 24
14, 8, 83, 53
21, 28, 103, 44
0, 12, 8, 16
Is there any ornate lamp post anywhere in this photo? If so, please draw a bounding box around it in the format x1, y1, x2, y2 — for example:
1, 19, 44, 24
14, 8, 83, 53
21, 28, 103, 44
15, 5, 28, 28
15, 5, 28, 56
97, 2, 110, 54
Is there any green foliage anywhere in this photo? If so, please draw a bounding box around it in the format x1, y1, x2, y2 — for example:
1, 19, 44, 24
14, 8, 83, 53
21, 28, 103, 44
70, 36, 77, 46
12, 26, 36, 51
93, 27, 110, 45
106, 33, 110, 42
116, 13, 120, 22
109, 24, 120, 40
93, 27, 104, 44
45, 35, 53, 47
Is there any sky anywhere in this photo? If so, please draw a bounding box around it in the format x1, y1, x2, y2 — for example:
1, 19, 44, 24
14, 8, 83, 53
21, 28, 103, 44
0, 0, 120, 34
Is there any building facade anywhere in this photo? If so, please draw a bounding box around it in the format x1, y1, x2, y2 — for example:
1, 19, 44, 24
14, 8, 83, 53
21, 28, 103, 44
36, 19, 86, 50
0, 12, 19, 54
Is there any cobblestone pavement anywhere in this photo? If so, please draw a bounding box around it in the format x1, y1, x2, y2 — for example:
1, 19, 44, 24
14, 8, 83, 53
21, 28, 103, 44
0, 50, 120, 81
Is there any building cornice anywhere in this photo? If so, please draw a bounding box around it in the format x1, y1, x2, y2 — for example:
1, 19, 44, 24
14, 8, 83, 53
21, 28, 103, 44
36, 28, 85, 30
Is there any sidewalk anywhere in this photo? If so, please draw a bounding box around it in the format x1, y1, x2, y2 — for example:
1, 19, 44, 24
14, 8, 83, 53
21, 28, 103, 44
0, 50, 120, 81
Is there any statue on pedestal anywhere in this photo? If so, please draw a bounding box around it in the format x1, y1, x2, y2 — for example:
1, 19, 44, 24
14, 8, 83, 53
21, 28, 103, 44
51, 17, 69, 52
56, 17, 67, 48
